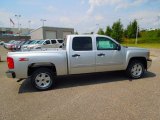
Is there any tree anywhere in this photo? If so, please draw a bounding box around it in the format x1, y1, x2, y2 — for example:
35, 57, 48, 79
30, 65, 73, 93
126, 19, 139, 38
126, 22, 132, 38
111, 19, 123, 42
105, 26, 112, 37
132, 19, 138, 38
97, 28, 105, 35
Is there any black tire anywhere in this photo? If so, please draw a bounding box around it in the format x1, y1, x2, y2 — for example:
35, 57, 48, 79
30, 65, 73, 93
126, 60, 145, 79
31, 68, 55, 90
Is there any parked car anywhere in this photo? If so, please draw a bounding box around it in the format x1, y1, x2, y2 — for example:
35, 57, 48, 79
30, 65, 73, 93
11, 41, 21, 51
0, 41, 4, 45
13, 40, 29, 51
21, 40, 40, 51
4, 40, 16, 50
28, 39, 64, 50
6, 35, 152, 90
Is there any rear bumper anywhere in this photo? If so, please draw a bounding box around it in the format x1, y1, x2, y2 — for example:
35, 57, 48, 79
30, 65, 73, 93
147, 59, 152, 69
6, 70, 16, 78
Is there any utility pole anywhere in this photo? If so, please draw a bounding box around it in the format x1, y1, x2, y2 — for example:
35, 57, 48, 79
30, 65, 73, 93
158, 15, 160, 29
40, 19, 46, 27
95, 24, 99, 34
135, 18, 143, 44
28, 20, 31, 35
15, 14, 21, 35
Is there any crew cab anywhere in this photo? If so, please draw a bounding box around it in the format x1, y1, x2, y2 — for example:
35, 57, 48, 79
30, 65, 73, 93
6, 35, 152, 90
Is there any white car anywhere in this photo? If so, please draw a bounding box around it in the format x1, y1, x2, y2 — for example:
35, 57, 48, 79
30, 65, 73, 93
28, 39, 64, 50
21, 40, 40, 51
0, 41, 4, 45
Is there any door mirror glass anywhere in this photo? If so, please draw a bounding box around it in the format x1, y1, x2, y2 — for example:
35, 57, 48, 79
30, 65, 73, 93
117, 44, 121, 51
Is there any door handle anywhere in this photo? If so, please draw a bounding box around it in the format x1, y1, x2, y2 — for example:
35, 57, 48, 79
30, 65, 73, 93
97, 53, 105, 56
72, 54, 80, 57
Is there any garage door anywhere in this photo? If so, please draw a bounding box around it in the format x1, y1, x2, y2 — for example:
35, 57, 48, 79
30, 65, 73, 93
63, 32, 72, 39
45, 31, 56, 39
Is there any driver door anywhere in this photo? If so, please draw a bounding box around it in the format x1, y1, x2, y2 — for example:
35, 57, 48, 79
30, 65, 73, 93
96, 37, 124, 72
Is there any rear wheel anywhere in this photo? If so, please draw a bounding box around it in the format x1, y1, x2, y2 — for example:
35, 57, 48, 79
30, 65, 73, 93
126, 60, 145, 79
31, 68, 55, 90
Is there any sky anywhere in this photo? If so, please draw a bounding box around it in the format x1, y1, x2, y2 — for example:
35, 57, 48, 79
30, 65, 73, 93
0, 0, 160, 33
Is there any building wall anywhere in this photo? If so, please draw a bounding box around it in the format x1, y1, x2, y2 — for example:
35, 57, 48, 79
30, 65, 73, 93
31, 27, 74, 40
0, 36, 30, 42
0, 27, 32, 36
30, 27, 43, 40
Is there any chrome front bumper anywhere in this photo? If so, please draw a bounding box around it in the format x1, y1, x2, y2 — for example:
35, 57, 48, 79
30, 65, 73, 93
6, 71, 16, 78
147, 59, 152, 69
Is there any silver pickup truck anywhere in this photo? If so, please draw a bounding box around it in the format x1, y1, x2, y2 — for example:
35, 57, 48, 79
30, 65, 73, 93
6, 35, 152, 90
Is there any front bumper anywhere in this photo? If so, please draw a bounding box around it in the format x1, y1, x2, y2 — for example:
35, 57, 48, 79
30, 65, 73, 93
147, 59, 152, 69
6, 71, 16, 78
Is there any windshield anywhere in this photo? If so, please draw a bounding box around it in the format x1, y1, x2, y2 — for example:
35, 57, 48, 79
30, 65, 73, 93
24, 40, 32, 45
38, 40, 45, 44
8, 40, 15, 43
34, 40, 40, 44
30, 40, 37, 44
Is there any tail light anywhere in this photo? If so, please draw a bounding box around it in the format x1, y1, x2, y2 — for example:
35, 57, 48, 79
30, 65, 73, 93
7, 57, 14, 69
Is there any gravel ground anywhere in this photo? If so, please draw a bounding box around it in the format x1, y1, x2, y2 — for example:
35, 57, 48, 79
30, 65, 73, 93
0, 46, 160, 120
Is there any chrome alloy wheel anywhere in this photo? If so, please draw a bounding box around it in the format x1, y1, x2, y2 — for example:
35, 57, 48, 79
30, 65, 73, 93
131, 63, 143, 77
35, 73, 51, 88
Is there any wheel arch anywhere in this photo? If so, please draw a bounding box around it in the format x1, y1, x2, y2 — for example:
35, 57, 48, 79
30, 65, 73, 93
28, 62, 57, 77
127, 57, 147, 70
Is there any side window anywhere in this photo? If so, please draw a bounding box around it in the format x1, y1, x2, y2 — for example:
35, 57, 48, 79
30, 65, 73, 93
51, 40, 57, 44
58, 40, 63, 43
44, 40, 50, 45
96, 37, 117, 50
72, 37, 92, 51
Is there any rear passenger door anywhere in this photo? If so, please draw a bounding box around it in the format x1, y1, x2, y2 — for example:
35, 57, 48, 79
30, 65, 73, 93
69, 37, 96, 74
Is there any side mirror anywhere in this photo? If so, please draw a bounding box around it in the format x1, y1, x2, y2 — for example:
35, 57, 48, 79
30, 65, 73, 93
117, 44, 121, 51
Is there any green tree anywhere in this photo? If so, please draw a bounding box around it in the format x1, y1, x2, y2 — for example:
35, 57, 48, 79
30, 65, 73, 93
132, 19, 138, 38
97, 28, 105, 35
105, 26, 112, 37
111, 19, 123, 42
126, 19, 139, 38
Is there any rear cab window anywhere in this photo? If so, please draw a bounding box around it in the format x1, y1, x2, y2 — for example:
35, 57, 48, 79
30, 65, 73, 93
72, 37, 92, 51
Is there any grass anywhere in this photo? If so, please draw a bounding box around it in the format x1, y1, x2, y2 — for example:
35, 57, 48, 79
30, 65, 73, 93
121, 43, 160, 49
122, 30, 160, 49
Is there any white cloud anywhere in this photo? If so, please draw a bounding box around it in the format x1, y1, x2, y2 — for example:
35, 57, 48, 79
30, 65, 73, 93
45, 5, 56, 13
94, 15, 104, 21
80, 0, 86, 5
87, 0, 146, 14
0, 9, 13, 27
130, 10, 160, 29
115, 0, 145, 10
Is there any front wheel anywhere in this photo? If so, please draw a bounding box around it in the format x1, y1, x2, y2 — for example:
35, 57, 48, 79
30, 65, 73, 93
31, 68, 55, 90
126, 60, 145, 79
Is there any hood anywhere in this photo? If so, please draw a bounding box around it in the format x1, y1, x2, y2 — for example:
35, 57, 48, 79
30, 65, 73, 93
125, 47, 149, 52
